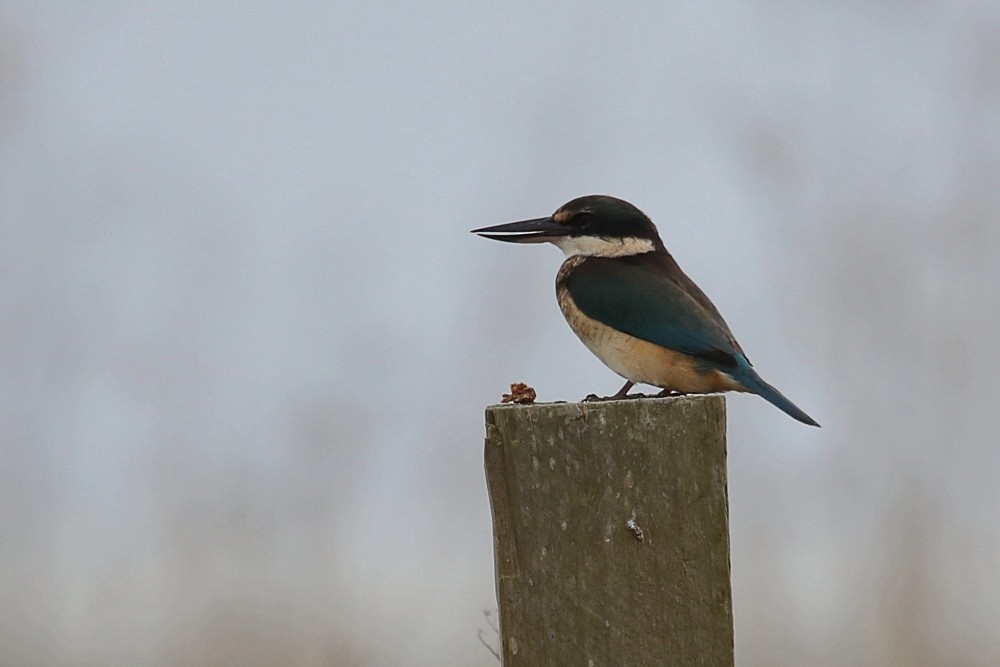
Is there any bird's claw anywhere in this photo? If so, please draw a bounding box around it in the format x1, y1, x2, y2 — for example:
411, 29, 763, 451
582, 392, 646, 402
582, 388, 688, 402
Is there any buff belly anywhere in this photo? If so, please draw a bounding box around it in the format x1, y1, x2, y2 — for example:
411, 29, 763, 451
557, 288, 743, 393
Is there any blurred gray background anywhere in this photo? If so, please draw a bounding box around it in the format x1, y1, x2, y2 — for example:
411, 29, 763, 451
2, 2, 998, 665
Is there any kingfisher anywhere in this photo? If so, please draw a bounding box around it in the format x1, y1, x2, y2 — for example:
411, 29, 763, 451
472, 194, 819, 426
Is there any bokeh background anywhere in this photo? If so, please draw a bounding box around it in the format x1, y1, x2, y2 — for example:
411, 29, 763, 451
2, 2, 998, 665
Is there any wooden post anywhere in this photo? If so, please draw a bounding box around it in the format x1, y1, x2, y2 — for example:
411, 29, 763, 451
484, 395, 732, 667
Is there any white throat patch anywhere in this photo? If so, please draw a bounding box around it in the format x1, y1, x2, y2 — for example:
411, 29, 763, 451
552, 235, 655, 258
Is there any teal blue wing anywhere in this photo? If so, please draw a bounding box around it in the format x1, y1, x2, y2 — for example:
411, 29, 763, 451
563, 255, 744, 370
565, 255, 820, 426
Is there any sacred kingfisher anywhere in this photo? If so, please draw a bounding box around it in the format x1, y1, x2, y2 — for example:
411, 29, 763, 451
472, 194, 819, 426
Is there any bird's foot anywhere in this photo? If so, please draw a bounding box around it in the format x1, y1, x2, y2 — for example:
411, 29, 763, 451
584, 381, 647, 402
582, 382, 690, 402
584, 394, 645, 402
611, 380, 635, 400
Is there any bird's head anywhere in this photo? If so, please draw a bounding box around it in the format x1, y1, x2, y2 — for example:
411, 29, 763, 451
472, 195, 663, 258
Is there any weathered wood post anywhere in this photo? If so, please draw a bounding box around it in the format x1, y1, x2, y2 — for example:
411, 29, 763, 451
484, 395, 732, 666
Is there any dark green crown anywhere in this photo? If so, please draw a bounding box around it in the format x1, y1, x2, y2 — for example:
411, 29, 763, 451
552, 195, 662, 244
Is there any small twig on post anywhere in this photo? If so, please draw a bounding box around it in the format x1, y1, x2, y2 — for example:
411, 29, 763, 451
476, 609, 501, 662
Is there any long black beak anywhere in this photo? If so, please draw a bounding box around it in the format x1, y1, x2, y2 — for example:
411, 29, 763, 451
470, 217, 567, 243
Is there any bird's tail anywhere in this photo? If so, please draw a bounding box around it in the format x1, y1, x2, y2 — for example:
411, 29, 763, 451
731, 367, 820, 427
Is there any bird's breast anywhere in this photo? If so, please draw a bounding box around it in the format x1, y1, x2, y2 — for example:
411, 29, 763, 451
555, 267, 741, 393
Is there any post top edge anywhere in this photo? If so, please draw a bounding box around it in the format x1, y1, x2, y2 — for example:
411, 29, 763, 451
484, 393, 726, 412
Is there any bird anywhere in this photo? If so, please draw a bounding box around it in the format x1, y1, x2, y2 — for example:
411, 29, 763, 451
471, 194, 820, 427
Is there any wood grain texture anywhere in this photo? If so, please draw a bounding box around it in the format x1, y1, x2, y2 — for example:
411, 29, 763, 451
485, 395, 732, 667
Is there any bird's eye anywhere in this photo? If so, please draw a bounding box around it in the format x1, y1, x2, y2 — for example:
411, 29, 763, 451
573, 212, 595, 229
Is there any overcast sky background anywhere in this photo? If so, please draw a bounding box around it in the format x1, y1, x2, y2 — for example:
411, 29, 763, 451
2, 2, 999, 665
